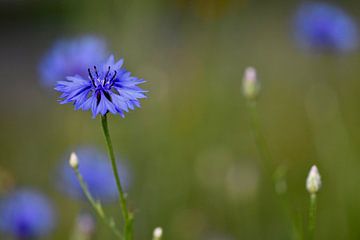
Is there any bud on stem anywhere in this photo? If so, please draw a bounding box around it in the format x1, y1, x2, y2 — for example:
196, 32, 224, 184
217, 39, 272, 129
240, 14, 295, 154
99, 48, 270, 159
153, 227, 163, 240
306, 165, 321, 194
243, 67, 260, 100
69, 152, 79, 169
306, 165, 321, 240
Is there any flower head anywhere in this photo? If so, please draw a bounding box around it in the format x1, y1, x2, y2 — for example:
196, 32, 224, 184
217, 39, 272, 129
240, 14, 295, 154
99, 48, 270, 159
306, 165, 321, 194
55, 55, 146, 118
69, 152, 79, 169
293, 2, 358, 53
0, 189, 55, 238
242, 67, 260, 100
58, 147, 131, 202
153, 227, 163, 240
39, 36, 108, 87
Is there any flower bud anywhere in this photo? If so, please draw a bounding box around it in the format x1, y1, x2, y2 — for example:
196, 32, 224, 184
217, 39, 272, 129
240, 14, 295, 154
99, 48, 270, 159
153, 227, 163, 240
306, 165, 321, 194
77, 213, 95, 236
69, 152, 79, 169
242, 67, 260, 100
70, 213, 95, 240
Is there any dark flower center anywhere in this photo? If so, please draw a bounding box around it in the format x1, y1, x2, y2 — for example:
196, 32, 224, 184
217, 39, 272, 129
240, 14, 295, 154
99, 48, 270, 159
88, 66, 117, 89
88, 66, 117, 106
16, 219, 33, 238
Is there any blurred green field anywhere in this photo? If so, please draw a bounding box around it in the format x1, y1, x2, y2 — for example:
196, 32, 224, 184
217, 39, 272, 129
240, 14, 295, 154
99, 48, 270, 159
1, 0, 360, 239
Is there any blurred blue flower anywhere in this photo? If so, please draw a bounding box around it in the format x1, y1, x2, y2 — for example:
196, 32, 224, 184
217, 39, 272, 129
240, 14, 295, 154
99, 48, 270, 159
293, 2, 359, 53
58, 147, 131, 202
0, 189, 55, 238
39, 36, 108, 87
55, 55, 146, 118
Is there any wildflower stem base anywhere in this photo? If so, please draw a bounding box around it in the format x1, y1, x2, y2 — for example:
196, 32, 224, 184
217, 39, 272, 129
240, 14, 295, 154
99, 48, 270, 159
101, 114, 133, 240
308, 193, 317, 240
72, 166, 122, 238
246, 100, 301, 239
246, 100, 273, 174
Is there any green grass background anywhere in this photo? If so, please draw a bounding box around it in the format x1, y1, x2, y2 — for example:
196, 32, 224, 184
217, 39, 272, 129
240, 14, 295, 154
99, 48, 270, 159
1, 0, 360, 239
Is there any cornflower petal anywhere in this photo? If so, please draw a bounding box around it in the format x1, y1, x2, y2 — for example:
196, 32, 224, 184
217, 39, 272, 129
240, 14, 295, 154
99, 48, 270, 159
55, 55, 146, 117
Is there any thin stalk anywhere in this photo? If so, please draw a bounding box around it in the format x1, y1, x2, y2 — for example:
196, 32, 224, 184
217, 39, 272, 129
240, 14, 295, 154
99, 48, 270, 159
246, 100, 274, 174
246, 100, 302, 240
101, 114, 133, 240
73, 166, 122, 239
308, 193, 317, 240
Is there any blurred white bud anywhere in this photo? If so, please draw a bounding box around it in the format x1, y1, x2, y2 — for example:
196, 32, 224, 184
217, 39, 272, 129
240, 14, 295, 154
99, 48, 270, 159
77, 213, 96, 236
242, 67, 260, 100
70, 213, 95, 240
153, 227, 163, 240
306, 165, 321, 194
69, 152, 79, 169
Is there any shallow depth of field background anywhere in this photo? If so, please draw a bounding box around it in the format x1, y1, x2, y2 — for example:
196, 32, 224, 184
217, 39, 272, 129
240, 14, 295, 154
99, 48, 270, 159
1, 0, 360, 239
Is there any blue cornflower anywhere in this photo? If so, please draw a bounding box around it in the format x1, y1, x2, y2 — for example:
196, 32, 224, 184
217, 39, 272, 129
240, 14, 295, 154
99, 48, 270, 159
58, 147, 131, 202
0, 189, 55, 238
55, 55, 146, 118
293, 2, 359, 53
39, 35, 108, 87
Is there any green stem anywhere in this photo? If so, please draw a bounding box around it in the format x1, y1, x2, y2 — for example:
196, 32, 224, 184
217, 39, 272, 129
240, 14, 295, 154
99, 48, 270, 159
101, 114, 133, 240
246, 100, 302, 240
308, 193, 317, 240
73, 166, 122, 239
246, 100, 274, 176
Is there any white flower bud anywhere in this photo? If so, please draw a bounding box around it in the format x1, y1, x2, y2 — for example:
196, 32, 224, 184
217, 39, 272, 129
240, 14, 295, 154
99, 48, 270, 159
243, 67, 260, 100
69, 152, 79, 169
77, 213, 95, 236
306, 165, 321, 194
153, 227, 163, 240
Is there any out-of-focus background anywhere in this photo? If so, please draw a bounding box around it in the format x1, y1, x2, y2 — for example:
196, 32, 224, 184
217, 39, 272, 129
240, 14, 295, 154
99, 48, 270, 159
1, 0, 360, 239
